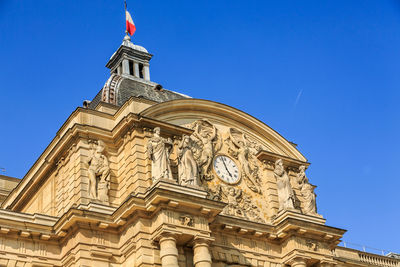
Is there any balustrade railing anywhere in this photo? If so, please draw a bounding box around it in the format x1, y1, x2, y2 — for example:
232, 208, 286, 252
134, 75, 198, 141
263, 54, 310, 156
358, 251, 399, 267
335, 246, 400, 267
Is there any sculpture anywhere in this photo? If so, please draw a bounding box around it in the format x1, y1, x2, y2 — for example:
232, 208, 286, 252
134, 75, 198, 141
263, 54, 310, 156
226, 128, 262, 193
242, 195, 263, 222
189, 120, 222, 180
220, 186, 243, 216
179, 215, 193, 226
147, 127, 173, 181
178, 135, 199, 186
274, 159, 295, 211
86, 140, 110, 203
297, 165, 317, 215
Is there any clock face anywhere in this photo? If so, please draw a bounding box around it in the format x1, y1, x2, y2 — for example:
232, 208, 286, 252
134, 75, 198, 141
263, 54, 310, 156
213, 155, 240, 184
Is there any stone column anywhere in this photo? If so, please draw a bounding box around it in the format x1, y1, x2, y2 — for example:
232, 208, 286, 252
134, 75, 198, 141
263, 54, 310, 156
289, 257, 307, 267
159, 234, 179, 267
193, 238, 212, 267
122, 59, 130, 75
144, 65, 150, 81
134, 62, 139, 77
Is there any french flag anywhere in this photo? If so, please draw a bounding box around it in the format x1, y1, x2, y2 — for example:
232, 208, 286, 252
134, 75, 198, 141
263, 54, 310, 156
126, 10, 136, 36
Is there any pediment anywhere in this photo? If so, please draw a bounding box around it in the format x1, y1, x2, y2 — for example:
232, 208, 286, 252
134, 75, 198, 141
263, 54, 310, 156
140, 98, 307, 162
141, 99, 313, 223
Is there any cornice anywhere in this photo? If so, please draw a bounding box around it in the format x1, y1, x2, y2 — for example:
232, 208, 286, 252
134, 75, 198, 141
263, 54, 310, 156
2, 109, 193, 210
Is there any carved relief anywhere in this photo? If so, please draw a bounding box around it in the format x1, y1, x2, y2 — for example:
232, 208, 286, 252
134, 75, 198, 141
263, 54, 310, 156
220, 185, 242, 217
86, 140, 111, 203
274, 159, 295, 211
180, 120, 270, 222
178, 135, 200, 186
297, 165, 317, 215
306, 239, 319, 251
147, 127, 174, 182
225, 128, 262, 194
179, 215, 193, 226
187, 120, 222, 181
217, 185, 264, 222
242, 194, 264, 223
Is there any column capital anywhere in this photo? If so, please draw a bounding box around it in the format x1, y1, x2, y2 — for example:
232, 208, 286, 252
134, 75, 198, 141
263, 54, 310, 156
193, 235, 215, 246
285, 256, 311, 267
152, 230, 181, 243
320, 260, 336, 267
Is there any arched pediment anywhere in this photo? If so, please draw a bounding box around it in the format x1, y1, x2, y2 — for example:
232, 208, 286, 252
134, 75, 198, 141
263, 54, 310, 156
141, 99, 313, 222
140, 98, 307, 162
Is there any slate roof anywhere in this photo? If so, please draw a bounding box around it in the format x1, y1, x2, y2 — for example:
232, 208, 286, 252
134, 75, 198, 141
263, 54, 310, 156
88, 76, 189, 110
116, 78, 188, 106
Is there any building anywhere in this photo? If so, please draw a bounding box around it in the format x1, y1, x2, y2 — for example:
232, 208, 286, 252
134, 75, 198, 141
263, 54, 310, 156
0, 34, 397, 267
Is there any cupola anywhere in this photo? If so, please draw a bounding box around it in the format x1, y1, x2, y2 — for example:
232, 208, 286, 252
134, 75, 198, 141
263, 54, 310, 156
106, 35, 152, 81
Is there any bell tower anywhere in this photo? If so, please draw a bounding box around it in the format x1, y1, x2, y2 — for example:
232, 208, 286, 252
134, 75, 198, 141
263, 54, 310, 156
106, 34, 152, 81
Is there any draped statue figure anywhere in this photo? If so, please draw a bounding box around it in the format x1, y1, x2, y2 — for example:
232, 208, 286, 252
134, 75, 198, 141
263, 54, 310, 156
297, 165, 317, 215
178, 135, 199, 186
274, 159, 295, 211
147, 127, 173, 181
86, 140, 110, 203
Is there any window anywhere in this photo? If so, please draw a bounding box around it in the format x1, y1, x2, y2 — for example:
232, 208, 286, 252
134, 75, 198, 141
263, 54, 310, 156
139, 63, 144, 78
129, 60, 134, 76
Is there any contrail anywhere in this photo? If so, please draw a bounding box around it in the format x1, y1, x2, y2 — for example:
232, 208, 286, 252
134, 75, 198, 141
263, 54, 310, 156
293, 89, 303, 109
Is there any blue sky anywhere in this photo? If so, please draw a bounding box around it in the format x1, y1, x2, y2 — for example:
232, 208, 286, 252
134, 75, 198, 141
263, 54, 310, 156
0, 0, 399, 253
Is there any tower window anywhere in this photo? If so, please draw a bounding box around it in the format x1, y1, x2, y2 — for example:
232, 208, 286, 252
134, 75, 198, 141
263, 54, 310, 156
129, 60, 134, 76
139, 63, 144, 78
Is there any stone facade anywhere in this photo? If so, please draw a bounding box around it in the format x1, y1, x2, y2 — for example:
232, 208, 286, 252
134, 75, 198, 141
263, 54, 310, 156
0, 36, 397, 267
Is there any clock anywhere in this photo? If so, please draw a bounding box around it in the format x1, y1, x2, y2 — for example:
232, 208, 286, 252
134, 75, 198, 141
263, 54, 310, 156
213, 155, 240, 184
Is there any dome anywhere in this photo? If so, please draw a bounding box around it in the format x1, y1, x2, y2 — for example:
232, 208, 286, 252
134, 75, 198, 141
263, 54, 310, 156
122, 35, 148, 53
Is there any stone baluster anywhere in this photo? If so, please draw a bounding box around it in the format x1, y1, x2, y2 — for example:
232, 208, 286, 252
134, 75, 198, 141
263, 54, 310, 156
193, 238, 212, 267
159, 234, 179, 267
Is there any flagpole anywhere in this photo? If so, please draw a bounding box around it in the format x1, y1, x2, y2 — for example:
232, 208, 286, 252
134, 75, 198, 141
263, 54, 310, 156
124, 0, 127, 35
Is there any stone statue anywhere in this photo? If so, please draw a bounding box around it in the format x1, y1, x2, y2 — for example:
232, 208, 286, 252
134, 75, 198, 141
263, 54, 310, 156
297, 165, 317, 215
147, 127, 173, 181
226, 129, 262, 194
86, 140, 110, 203
190, 120, 221, 180
274, 159, 295, 211
178, 135, 199, 186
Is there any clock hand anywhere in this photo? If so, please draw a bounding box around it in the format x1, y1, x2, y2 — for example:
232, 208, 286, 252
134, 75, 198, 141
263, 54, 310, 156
221, 157, 233, 177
